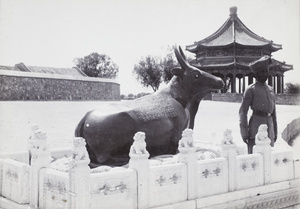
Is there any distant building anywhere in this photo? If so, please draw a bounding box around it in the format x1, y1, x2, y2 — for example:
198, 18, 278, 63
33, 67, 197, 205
186, 6, 293, 94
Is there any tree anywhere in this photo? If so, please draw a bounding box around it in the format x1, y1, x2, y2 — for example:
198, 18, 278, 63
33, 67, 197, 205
133, 55, 163, 92
285, 82, 300, 94
74, 52, 118, 78
133, 45, 195, 91
136, 92, 150, 98
127, 93, 135, 100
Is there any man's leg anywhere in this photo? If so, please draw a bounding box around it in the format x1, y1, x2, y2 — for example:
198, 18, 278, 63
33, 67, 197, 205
248, 138, 255, 154
270, 138, 275, 147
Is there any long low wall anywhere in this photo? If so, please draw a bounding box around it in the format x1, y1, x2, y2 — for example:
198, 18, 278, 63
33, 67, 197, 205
210, 93, 300, 105
275, 93, 300, 105
0, 70, 120, 101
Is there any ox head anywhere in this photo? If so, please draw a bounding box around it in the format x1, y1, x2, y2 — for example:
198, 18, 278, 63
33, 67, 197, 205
172, 46, 224, 98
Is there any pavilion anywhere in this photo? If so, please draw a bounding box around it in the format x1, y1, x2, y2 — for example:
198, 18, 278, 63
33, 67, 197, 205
186, 6, 293, 94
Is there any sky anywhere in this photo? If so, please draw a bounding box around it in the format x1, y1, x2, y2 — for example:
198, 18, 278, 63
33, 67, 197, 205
0, 0, 299, 95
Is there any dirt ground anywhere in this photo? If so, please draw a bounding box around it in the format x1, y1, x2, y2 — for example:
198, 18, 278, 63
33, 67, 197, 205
0, 101, 299, 155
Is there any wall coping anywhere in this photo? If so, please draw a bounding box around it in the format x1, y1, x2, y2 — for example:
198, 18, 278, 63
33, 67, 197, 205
0, 69, 120, 85
211, 93, 300, 105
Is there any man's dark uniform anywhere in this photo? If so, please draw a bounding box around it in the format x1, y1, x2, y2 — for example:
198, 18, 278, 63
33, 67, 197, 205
239, 56, 278, 154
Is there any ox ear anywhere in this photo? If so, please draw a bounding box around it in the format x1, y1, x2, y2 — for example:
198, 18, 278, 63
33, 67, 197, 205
171, 67, 185, 77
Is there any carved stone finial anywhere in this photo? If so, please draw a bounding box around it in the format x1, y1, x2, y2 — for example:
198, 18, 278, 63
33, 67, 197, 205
255, 124, 271, 145
28, 125, 48, 154
72, 137, 88, 161
28, 124, 41, 145
130, 132, 149, 155
73, 137, 86, 147
27, 125, 50, 164
178, 129, 194, 148
221, 129, 234, 145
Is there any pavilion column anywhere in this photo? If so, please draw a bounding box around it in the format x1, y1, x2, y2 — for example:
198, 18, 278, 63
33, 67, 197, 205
238, 77, 242, 93
273, 75, 277, 93
277, 75, 283, 94
242, 75, 246, 93
231, 74, 236, 93
282, 75, 284, 93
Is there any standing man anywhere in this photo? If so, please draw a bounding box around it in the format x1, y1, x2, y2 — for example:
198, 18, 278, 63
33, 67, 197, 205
239, 55, 278, 154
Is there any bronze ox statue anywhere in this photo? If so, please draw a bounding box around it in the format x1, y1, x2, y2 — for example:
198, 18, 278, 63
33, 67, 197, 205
75, 46, 224, 167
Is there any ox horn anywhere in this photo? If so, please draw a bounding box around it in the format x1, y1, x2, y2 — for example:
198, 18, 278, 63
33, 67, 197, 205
175, 46, 189, 69
179, 46, 187, 61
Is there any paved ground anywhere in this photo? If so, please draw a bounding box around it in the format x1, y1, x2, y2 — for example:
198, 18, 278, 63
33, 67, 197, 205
0, 101, 299, 156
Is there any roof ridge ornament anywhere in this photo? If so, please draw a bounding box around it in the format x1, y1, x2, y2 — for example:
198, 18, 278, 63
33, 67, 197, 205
229, 6, 237, 17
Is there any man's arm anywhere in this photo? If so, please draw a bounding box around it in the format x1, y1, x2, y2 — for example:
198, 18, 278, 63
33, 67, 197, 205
272, 105, 278, 142
239, 88, 252, 143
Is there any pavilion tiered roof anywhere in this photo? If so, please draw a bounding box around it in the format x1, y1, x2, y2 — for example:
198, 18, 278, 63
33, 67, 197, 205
186, 6, 292, 73
186, 6, 282, 53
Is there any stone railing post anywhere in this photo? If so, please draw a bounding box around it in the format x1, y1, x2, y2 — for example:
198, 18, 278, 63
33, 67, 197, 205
178, 129, 198, 200
68, 137, 91, 209
129, 132, 150, 209
220, 129, 236, 192
28, 125, 51, 208
253, 124, 272, 185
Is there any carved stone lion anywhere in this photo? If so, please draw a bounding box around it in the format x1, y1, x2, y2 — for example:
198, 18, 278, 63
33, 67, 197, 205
72, 137, 88, 160
130, 132, 148, 155
221, 129, 234, 145
28, 129, 48, 156
255, 124, 270, 144
178, 129, 194, 148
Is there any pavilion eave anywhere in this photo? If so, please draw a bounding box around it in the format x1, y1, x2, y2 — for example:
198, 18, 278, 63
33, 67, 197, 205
186, 42, 282, 53
192, 62, 249, 68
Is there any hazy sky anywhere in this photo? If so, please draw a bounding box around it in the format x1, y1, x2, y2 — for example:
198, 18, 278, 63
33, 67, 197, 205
0, 0, 299, 94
